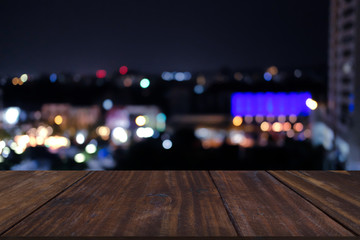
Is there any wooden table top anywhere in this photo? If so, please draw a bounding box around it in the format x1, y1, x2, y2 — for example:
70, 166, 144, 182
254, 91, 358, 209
0, 171, 359, 238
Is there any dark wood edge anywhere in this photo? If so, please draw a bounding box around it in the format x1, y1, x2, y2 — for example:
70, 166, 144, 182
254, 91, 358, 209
0, 172, 93, 236
266, 171, 359, 236
1, 237, 359, 240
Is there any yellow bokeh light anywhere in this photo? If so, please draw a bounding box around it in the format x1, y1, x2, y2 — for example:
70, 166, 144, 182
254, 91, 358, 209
96, 126, 110, 140
232, 116, 243, 127
135, 115, 146, 126
260, 122, 271, 131
272, 122, 283, 132
306, 98, 318, 110
54, 115, 63, 125
20, 74, 28, 82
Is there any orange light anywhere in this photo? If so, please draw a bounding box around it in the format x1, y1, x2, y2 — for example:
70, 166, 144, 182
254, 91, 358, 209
267, 66, 278, 75
233, 116, 243, 127
283, 122, 292, 131
294, 123, 304, 132
12, 77, 19, 85
54, 115, 63, 125
260, 122, 271, 131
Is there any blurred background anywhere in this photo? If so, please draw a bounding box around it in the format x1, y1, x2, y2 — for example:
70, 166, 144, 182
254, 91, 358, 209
0, 0, 359, 170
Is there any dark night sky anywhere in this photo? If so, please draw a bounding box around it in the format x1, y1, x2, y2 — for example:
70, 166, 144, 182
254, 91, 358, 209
0, 0, 329, 76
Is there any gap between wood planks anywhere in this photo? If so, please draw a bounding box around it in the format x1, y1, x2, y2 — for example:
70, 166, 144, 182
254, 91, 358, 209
266, 171, 359, 236
0, 171, 93, 236
207, 171, 241, 236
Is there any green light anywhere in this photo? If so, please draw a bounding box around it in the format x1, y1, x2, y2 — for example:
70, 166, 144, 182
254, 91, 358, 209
140, 78, 150, 88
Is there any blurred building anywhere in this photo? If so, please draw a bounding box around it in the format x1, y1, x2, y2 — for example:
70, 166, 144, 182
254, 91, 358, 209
328, 0, 360, 169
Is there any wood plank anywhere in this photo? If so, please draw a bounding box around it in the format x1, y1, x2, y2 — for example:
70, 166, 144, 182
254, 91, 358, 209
210, 171, 353, 236
0, 171, 89, 235
269, 170, 360, 235
4, 171, 237, 236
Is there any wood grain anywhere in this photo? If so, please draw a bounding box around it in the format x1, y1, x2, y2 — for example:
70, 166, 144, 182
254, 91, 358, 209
0, 171, 88, 235
269, 170, 360, 235
4, 171, 237, 236
210, 171, 353, 236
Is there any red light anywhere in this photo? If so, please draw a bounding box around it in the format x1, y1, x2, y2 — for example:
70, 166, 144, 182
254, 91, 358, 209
96, 70, 107, 78
119, 66, 128, 75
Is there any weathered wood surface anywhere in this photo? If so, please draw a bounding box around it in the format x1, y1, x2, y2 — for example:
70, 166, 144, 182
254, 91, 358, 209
269, 170, 360, 235
210, 171, 353, 236
4, 171, 237, 236
0, 171, 88, 235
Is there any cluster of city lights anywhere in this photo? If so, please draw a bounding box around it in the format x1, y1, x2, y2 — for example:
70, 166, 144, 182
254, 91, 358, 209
263, 66, 278, 81
11, 74, 28, 86
161, 71, 192, 81
232, 114, 311, 139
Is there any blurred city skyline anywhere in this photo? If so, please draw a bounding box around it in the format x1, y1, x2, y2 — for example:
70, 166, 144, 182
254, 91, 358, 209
0, 0, 329, 76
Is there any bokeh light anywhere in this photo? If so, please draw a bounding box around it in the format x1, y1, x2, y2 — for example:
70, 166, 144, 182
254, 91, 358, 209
96, 70, 107, 78
103, 99, 113, 110
272, 122, 283, 132
260, 122, 271, 131
162, 139, 172, 149
194, 85, 204, 94
136, 127, 154, 138
50, 73, 57, 83
140, 78, 150, 88
283, 122, 292, 131
74, 153, 86, 163
112, 127, 128, 144
20, 74, 28, 82
135, 115, 146, 126
233, 116, 243, 127
244, 116, 253, 124
294, 123, 304, 132
119, 66, 128, 75
306, 98, 318, 110
54, 115, 63, 125
4, 107, 20, 125
289, 115, 297, 123
76, 132, 86, 145
264, 72, 272, 81
267, 66, 278, 75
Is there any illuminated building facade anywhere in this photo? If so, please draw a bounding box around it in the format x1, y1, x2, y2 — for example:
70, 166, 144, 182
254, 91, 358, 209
328, 0, 360, 168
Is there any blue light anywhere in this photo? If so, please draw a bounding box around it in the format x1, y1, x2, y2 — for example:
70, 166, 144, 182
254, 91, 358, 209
98, 148, 109, 159
161, 72, 172, 81
264, 72, 272, 81
175, 72, 185, 81
50, 73, 57, 83
231, 92, 312, 117
184, 72, 192, 80
156, 113, 166, 122
194, 85, 204, 94
102, 99, 113, 110
349, 103, 355, 112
